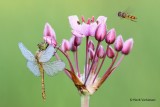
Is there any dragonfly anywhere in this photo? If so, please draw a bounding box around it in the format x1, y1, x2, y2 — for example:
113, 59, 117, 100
18, 42, 65, 101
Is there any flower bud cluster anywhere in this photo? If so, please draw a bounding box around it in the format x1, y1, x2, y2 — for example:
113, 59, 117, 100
42, 15, 134, 96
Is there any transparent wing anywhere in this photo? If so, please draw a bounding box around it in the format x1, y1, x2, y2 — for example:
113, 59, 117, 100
39, 45, 55, 62
122, 7, 133, 14
43, 60, 65, 76
18, 42, 35, 61
27, 61, 40, 76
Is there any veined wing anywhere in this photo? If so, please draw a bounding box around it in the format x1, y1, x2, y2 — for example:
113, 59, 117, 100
43, 60, 65, 76
27, 61, 40, 76
18, 42, 35, 61
39, 45, 55, 62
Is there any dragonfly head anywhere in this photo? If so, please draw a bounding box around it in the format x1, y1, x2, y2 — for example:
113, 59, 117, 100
37, 42, 49, 51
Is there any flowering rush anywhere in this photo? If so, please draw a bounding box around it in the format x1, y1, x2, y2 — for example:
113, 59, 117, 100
19, 15, 134, 107
42, 15, 134, 107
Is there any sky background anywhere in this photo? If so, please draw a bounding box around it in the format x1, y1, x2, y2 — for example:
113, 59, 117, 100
0, 0, 159, 107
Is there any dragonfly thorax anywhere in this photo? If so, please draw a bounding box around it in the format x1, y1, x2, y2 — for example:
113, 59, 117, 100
35, 51, 44, 62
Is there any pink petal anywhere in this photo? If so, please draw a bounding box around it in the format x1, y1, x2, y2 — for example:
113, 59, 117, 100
97, 16, 107, 24
61, 39, 70, 52
43, 36, 57, 47
81, 23, 90, 36
69, 36, 77, 52
97, 45, 105, 58
72, 30, 84, 38
122, 38, 134, 55
88, 40, 95, 50
89, 22, 98, 36
43, 23, 56, 39
74, 37, 82, 46
114, 35, 124, 51
68, 15, 81, 33
89, 48, 95, 60
107, 46, 115, 58
105, 28, 116, 44
95, 23, 107, 41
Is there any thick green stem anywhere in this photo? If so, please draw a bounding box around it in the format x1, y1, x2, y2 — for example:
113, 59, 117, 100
81, 95, 90, 107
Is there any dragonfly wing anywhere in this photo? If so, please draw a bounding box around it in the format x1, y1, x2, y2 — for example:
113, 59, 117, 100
18, 42, 35, 61
39, 45, 55, 62
27, 61, 40, 76
43, 60, 65, 76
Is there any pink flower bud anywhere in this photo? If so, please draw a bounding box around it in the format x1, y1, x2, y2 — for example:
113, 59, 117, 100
69, 36, 77, 52
114, 35, 123, 52
122, 38, 134, 55
97, 45, 105, 58
105, 28, 116, 44
89, 48, 95, 60
106, 46, 115, 58
95, 23, 107, 41
43, 23, 56, 38
43, 23, 57, 47
61, 39, 70, 52
88, 40, 95, 50
70, 45, 77, 52
74, 36, 82, 46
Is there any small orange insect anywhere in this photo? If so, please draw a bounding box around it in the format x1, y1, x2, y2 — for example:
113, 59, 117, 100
118, 11, 137, 22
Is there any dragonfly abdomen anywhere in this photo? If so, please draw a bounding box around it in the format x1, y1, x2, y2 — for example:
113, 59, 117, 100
36, 55, 46, 101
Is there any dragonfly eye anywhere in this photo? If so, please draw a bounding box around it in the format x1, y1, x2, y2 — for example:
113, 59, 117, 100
37, 44, 41, 49
37, 42, 49, 51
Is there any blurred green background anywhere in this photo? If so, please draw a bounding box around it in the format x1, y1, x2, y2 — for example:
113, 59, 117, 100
0, 0, 159, 107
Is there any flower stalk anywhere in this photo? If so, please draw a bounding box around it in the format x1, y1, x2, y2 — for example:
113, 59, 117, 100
84, 41, 101, 85
74, 49, 81, 77
81, 95, 90, 107
85, 36, 89, 79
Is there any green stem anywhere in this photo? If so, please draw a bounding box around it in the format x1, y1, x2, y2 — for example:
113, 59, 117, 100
81, 95, 90, 107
